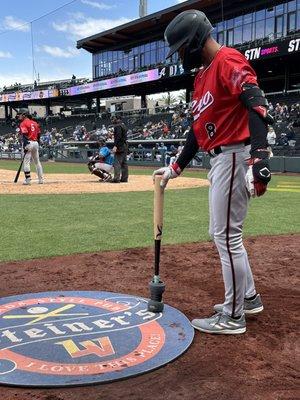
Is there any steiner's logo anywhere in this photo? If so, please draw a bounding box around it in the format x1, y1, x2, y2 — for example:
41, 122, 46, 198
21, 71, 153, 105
0, 291, 199, 386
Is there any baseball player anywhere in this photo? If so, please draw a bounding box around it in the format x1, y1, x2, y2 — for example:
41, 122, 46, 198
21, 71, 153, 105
88, 138, 114, 182
17, 112, 43, 185
153, 10, 272, 335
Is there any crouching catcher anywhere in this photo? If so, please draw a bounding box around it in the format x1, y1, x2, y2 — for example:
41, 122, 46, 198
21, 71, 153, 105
88, 138, 114, 182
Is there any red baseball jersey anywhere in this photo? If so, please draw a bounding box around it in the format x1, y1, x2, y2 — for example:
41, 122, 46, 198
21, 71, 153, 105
19, 118, 41, 141
192, 46, 258, 151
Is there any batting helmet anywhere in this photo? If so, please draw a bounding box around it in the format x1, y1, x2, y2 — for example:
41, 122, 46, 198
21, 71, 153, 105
164, 10, 213, 71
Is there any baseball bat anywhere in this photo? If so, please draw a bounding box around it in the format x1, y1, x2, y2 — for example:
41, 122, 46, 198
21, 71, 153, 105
147, 175, 166, 313
14, 151, 26, 183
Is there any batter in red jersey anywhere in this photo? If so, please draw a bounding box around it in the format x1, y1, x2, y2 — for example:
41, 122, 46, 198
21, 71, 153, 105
153, 10, 273, 335
17, 112, 44, 185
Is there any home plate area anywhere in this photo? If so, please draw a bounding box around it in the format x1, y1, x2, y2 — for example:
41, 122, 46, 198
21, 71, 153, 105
0, 291, 194, 387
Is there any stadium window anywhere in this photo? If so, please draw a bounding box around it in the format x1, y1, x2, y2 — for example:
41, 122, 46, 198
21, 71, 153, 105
129, 55, 134, 72
145, 51, 150, 65
275, 4, 285, 15
226, 18, 234, 29
275, 15, 284, 37
288, 1, 296, 12
150, 41, 156, 50
145, 43, 150, 51
234, 26, 243, 44
266, 7, 275, 18
243, 23, 252, 42
217, 21, 225, 32
265, 17, 275, 39
255, 20, 265, 39
243, 13, 253, 24
157, 47, 164, 62
255, 9, 265, 21
217, 31, 224, 44
297, 11, 300, 29
123, 55, 128, 70
211, 31, 217, 40
140, 52, 145, 67
288, 12, 296, 31
150, 49, 156, 65
226, 29, 234, 46
234, 16, 243, 26
134, 54, 139, 69
111, 60, 117, 74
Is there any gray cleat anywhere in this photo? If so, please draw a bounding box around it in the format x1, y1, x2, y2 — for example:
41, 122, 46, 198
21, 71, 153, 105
191, 313, 246, 335
22, 179, 31, 185
214, 294, 264, 315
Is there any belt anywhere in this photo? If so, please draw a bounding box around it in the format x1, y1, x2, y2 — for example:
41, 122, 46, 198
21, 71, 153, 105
207, 138, 250, 158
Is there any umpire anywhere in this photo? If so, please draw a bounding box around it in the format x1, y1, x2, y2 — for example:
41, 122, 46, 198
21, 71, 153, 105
112, 116, 128, 183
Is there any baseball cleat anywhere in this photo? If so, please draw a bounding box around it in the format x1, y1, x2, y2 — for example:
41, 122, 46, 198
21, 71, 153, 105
22, 179, 31, 185
38, 179, 44, 184
214, 294, 264, 315
103, 173, 112, 182
191, 313, 246, 334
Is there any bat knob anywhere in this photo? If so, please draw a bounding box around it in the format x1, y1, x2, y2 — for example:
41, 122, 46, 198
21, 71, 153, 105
147, 280, 165, 313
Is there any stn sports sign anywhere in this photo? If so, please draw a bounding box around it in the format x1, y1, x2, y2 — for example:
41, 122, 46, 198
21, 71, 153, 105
244, 37, 300, 61
0, 291, 194, 386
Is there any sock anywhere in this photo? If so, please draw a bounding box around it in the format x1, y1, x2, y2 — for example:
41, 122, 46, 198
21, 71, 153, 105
245, 294, 257, 301
231, 315, 242, 320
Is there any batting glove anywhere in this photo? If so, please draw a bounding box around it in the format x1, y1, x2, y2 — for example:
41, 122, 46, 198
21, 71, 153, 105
246, 150, 271, 197
152, 163, 181, 188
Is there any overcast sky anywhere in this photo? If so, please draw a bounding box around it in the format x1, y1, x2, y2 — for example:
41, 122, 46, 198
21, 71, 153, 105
0, 0, 187, 88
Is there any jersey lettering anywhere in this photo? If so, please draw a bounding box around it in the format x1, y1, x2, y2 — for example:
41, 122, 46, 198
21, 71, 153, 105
191, 91, 214, 122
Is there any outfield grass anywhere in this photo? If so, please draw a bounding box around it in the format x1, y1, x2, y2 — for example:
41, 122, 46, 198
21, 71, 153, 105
0, 164, 299, 261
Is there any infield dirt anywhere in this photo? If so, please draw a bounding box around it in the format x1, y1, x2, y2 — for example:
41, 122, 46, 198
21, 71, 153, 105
0, 169, 208, 194
0, 234, 298, 400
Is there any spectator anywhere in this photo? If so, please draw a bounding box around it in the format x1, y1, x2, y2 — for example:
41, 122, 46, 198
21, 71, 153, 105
267, 126, 276, 149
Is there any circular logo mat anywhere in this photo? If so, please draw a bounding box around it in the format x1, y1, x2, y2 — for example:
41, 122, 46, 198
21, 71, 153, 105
0, 291, 194, 386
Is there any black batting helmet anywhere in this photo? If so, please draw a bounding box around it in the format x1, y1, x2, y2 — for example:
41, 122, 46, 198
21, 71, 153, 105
164, 10, 213, 71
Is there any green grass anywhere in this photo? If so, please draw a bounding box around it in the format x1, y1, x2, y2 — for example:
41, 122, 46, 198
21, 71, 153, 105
0, 171, 299, 262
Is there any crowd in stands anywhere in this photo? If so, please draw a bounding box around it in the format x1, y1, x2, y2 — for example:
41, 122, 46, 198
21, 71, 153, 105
267, 101, 300, 152
1, 99, 300, 160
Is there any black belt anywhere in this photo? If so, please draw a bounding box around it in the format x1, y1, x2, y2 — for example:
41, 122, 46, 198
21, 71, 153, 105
208, 138, 250, 158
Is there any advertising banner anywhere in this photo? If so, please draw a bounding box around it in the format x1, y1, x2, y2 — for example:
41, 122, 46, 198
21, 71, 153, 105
244, 37, 300, 61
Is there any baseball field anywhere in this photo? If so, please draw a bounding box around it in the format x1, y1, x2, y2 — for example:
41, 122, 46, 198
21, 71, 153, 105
0, 160, 299, 400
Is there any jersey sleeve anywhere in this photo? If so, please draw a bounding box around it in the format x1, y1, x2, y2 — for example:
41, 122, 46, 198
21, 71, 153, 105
20, 121, 29, 134
221, 52, 258, 96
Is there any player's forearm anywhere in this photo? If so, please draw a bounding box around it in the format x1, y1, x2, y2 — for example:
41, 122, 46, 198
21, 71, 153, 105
239, 83, 273, 157
175, 128, 199, 171
248, 110, 269, 156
